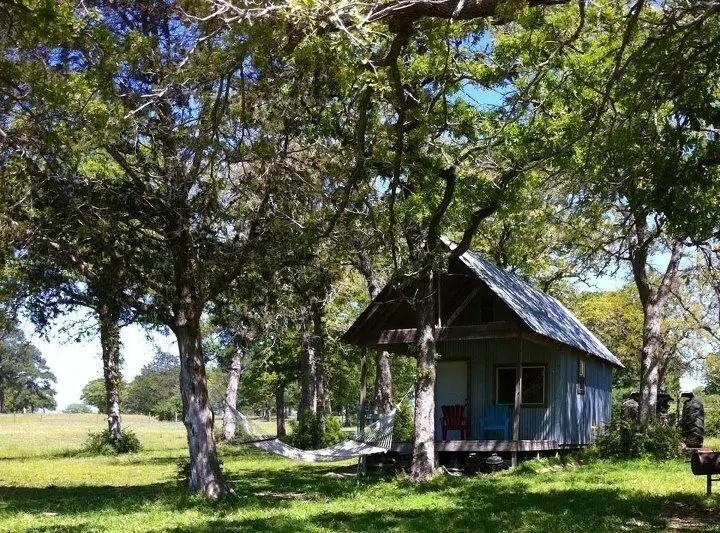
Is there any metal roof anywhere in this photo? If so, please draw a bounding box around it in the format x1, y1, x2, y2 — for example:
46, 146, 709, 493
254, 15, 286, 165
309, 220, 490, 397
456, 247, 623, 368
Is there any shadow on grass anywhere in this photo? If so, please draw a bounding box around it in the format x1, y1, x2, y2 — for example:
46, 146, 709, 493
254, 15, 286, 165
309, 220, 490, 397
16, 483, 714, 533
0, 464, 362, 517
157, 484, 720, 532
0, 450, 186, 466
5, 465, 720, 532
0, 449, 82, 462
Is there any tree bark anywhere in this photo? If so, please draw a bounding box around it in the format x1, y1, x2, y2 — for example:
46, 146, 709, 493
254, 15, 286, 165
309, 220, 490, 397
299, 317, 318, 416
275, 382, 286, 438
354, 246, 393, 414
638, 302, 662, 424
312, 302, 328, 415
222, 334, 246, 441
98, 300, 122, 442
633, 232, 683, 425
174, 319, 230, 499
374, 350, 393, 414
410, 271, 437, 482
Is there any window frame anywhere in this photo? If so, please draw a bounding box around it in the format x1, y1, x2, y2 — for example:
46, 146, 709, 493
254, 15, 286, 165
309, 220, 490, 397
494, 364, 547, 407
577, 358, 586, 396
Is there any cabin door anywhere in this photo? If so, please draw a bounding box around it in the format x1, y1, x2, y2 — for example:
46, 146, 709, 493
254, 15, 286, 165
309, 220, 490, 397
435, 360, 469, 441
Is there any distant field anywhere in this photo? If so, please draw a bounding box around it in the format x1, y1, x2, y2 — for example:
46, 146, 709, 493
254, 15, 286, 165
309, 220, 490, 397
0, 413, 719, 532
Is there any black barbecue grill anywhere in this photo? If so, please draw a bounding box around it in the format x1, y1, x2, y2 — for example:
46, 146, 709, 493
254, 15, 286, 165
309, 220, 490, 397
690, 451, 720, 496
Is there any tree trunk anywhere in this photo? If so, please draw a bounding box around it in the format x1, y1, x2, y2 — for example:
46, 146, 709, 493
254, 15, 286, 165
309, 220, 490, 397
374, 350, 393, 414
275, 382, 286, 438
638, 300, 663, 424
98, 302, 122, 442
410, 272, 437, 482
312, 302, 328, 415
354, 247, 394, 415
632, 235, 683, 426
299, 317, 318, 416
222, 335, 246, 442
174, 316, 230, 499
0, 387, 4, 413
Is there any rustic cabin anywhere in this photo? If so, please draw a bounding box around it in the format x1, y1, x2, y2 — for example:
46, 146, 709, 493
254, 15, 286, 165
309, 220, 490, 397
343, 245, 623, 461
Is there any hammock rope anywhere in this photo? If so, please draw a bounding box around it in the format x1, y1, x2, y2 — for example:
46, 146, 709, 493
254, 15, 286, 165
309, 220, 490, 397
227, 387, 413, 463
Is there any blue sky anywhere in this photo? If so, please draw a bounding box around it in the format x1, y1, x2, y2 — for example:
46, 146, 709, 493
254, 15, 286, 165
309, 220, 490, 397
22, 314, 176, 411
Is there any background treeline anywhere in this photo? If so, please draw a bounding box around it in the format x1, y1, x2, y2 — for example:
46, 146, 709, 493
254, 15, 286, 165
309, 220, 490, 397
0, 323, 56, 413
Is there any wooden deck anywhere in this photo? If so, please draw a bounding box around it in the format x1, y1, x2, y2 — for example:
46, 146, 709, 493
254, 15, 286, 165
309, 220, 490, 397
388, 439, 559, 454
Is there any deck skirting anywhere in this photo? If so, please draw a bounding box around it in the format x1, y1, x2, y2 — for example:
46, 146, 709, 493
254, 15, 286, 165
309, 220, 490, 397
388, 439, 559, 454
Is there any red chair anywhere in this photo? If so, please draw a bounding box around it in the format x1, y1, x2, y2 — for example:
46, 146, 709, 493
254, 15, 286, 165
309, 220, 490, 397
440, 404, 469, 440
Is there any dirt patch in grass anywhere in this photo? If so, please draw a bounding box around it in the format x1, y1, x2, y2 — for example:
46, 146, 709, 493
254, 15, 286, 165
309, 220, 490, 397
665, 501, 720, 530
253, 490, 316, 500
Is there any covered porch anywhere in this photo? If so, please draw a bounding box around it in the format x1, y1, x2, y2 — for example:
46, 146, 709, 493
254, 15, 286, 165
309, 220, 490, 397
388, 439, 559, 454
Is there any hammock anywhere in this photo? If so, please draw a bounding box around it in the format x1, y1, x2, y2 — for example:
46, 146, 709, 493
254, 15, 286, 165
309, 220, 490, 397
227, 390, 411, 463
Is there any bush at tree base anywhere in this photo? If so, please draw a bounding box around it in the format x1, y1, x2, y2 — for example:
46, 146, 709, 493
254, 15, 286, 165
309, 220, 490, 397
285, 412, 344, 449
392, 401, 414, 442
586, 416, 681, 460
83, 429, 141, 455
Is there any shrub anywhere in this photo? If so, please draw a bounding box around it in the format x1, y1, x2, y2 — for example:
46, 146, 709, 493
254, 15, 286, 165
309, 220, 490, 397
392, 401, 414, 442
83, 429, 142, 455
151, 396, 182, 422
588, 416, 681, 460
286, 411, 323, 449
63, 403, 93, 414
286, 412, 344, 449
322, 416, 344, 447
706, 410, 720, 438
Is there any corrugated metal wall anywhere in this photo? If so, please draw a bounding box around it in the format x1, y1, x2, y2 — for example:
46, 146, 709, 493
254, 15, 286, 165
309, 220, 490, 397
435, 338, 613, 445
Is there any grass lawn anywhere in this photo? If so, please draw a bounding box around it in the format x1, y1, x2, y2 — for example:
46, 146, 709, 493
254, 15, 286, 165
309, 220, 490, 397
1, 414, 719, 532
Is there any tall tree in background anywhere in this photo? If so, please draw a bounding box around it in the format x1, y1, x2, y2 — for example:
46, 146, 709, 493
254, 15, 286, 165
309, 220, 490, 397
0, 325, 56, 413
0, 0, 132, 442
352, 223, 394, 414
205, 297, 260, 441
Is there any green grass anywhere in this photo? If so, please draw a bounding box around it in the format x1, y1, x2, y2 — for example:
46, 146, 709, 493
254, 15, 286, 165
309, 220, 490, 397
1, 414, 719, 532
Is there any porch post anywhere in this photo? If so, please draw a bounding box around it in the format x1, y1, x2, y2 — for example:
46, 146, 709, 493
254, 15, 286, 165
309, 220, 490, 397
512, 338, 523, 467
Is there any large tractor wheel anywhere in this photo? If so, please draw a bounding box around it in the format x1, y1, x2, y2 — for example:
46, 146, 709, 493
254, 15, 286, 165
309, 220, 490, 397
681, 393, 704, 449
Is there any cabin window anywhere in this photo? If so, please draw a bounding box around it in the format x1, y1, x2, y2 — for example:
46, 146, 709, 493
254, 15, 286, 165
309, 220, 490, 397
577, 358, 586, 395
495, 365, 546, 406
480, 295, 494, 323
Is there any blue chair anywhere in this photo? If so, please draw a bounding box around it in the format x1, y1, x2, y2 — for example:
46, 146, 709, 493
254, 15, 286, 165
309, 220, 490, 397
479, 405, 510, 440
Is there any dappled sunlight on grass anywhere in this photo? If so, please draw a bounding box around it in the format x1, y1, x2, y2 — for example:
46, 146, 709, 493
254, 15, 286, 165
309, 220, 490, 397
1, 414, 720, 531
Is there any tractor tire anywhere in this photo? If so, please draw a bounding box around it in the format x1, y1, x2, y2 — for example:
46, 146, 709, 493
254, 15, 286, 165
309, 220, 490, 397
682, 397, 704, 448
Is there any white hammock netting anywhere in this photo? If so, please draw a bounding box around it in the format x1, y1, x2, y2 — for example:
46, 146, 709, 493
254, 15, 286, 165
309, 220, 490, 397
226, 404, 398, 463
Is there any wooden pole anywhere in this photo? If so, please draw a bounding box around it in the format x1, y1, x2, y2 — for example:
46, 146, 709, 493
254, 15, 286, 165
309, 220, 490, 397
436, 274, 442, 329
512, 338, 523, 467
357, 353, 368, 475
